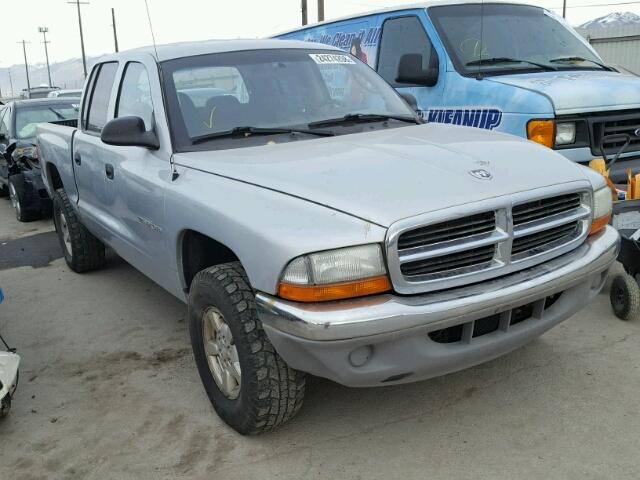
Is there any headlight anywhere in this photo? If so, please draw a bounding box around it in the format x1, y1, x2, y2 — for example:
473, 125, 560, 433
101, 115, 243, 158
590, 186, 613, 235
555, 122, 576, 145
527, 119, 555, 148
278, 244, 391, 302
14, 145, 38, 159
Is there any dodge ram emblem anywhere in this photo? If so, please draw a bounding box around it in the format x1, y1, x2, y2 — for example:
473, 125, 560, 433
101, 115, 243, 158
469, 169, 493, 180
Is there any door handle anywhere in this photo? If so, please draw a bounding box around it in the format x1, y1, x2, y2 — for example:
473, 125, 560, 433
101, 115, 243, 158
105, 163, 114, 180
74, 153, 81, 166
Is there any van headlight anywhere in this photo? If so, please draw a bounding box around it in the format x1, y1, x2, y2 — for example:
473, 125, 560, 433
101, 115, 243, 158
278, 244, 391, 302
590, 186, 613, 235
555, 122, 576, 145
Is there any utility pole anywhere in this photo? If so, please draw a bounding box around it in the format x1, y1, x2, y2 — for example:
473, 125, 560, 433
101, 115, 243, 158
38, 27, 53, 87
562, 0, 567, 19
8, 70, 14, 99
318, 0, 324, 22
18, 40, 32, 99
111, 8, 119, 52
301, 0, 308, 26
68, 0, 90, 78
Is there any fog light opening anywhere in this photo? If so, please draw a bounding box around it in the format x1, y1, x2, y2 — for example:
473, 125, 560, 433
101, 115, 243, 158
349, 345, 373, 368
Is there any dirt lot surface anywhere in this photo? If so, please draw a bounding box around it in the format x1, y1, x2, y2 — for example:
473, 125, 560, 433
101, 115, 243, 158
1, 199, 639, 480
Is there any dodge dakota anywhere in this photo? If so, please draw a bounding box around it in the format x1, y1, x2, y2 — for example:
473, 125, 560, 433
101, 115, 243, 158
37, 39, 619, 435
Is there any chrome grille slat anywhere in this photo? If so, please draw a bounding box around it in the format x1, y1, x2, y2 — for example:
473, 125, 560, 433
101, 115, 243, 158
401, 245, 495, 276
512, 194, 581, 225
512, 222, 578, 256
386, 186, 592, 295
397, 212, 495, 249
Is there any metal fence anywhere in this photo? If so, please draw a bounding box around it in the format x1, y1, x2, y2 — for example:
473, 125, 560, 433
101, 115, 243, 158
577, 25, 640, 75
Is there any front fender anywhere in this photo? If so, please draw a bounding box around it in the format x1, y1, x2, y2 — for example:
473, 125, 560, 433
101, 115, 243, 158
165, 167, 387, 295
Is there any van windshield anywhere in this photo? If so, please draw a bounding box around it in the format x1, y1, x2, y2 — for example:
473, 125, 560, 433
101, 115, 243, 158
162, 49, 416, 151
429, 4, 605, 76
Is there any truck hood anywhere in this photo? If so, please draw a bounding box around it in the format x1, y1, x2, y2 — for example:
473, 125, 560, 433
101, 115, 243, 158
487, 71, 640, 115
174, 124, 588, 228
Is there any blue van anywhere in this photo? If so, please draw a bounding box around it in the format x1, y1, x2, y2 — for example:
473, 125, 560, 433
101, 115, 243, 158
276, 1, 640, 180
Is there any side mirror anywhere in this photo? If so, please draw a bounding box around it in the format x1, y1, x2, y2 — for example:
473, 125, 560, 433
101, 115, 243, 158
396, 53, 439, 87
101, 116, 159, 150
400, 93, 419, 112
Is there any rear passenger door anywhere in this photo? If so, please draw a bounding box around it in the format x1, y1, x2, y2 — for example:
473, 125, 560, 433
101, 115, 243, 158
376, 13, 445, 117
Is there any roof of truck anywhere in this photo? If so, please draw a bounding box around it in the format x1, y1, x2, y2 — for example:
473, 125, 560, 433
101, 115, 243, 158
102, 39, 338, 63
275, 1, 537, 36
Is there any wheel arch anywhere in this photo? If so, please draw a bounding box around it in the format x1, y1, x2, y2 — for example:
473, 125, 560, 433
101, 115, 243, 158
179, 229, 241, 291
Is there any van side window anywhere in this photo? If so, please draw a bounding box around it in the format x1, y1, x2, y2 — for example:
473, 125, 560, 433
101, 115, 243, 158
377, 16, 435, 87
116, 62, 154, 131
86, 62, 118, 132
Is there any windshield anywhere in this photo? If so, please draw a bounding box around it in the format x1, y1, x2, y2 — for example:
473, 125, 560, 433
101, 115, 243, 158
15, 103, 79, 140
162, 49, 415, 151
430, 4, 604, 76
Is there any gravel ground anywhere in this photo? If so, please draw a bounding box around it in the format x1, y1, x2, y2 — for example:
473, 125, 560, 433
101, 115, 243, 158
0, 198, 639, 480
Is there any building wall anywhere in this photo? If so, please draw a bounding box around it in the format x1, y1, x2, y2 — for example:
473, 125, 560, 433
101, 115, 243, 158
577, 25, 640, 75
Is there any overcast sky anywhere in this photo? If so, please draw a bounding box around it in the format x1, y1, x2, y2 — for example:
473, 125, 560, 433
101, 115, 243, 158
1, 0, 639, 67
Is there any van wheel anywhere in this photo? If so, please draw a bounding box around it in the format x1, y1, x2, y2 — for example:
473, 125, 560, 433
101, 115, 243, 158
8, 174, 40, 222
52, 188, 106, 273
188, 262, 306, 435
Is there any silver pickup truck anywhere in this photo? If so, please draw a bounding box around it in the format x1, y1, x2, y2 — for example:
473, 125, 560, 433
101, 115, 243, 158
37, 39, 619, 435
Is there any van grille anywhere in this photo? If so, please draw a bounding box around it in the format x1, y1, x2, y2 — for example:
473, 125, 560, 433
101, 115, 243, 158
590, 110, 640, 156
387, 188, 591, 294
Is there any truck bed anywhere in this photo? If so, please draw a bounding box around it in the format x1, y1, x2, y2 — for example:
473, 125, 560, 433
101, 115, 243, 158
37, 122, 78, 202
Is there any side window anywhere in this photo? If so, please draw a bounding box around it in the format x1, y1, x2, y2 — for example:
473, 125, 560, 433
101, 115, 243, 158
116, 62, 154, 131
81, 66, 98, 130
86, 62, 118, 132
377, 16, 435, 87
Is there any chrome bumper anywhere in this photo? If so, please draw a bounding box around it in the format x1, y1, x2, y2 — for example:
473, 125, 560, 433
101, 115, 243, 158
257, 226, 619, 342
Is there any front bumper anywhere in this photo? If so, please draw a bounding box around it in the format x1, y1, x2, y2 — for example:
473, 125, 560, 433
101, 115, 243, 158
257, 226, 619, 387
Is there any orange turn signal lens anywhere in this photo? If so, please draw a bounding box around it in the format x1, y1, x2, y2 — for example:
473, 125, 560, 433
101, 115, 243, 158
589, 214, 611, 236
527, 120, 555, 148
278, 275, 392, 302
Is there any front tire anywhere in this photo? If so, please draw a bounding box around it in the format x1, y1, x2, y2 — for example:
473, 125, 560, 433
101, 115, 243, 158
52, 189, 106, 273
8, 174, 39, 222
188, 262, 306, 435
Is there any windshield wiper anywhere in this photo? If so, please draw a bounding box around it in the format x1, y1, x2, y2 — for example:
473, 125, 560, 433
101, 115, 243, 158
191, 126, 334, 145
548, 56, 613, 71
308, 113, 420, 128
48, 107, 66, 120
466, 57, 557, 72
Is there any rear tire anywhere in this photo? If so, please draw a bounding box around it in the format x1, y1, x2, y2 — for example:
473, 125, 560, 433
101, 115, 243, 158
8, 174, 40, 222
52, 188, 106, 273
610, 273, 640, 321
188, 262, 306, 435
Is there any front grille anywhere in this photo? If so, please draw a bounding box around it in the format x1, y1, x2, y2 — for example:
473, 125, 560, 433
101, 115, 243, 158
428, 292, 564, 344
512, 194, 581, 225
387, 188, 591, 294
512, 222, 579, 257
400, 244, 495, 277
590, 110, 640, 156
398, 211, 495, 250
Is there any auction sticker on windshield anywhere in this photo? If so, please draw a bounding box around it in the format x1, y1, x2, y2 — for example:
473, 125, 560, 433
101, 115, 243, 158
309, 53, 356, 65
